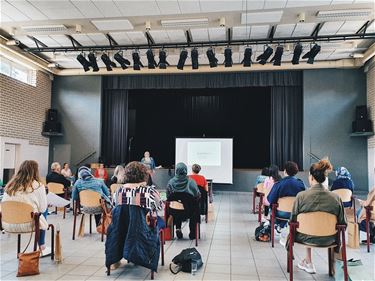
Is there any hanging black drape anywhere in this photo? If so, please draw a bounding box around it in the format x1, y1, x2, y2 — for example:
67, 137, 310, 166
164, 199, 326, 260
270, 86, 303, 169
101, 90, 128, 165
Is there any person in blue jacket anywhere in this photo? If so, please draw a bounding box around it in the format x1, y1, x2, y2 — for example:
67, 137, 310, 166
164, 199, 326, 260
267, 161, 305, 227
331, 166, 354, 207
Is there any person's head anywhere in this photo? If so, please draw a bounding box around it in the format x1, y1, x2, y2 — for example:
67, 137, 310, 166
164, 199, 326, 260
284, 161, 299, 177
309, 159, 333, 186
63, 163, 69, 170
78, 166, 93, 180
124, 161, 148, 183
114, 165, 125, 182
261, 167, 269, 176
192, 164, 201, 174
335, 167, 352, 180
51, 162, 61, 173
175, 162, 188, 177
269, 165, 281, 182
144, 151, 150, 158
5, 160, 40, 196
99, 163, 104, 169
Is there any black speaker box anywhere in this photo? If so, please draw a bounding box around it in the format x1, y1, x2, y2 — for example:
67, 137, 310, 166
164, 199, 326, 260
47, 109, 58, 122
352, 119, 372, 133
43, 121, 61, 133
355, 105, 367, 120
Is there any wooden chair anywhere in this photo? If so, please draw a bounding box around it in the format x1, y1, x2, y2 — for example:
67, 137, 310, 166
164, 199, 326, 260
0, 201, 55, 260
164, 201, 200, 247
72, 190, 105, 242
287, 212, 347, 281
253, 183, 268, 224
364, 202, 375, 252
332, 189, 356, 222
271, 196, 296, 247
47, 182, 68, 219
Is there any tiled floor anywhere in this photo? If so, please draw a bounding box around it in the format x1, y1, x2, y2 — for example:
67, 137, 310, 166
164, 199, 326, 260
1, 192, 374, 280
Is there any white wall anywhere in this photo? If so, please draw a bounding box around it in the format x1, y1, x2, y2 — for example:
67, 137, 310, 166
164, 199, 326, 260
369, 147, 375, 189
0, 137, 49, 181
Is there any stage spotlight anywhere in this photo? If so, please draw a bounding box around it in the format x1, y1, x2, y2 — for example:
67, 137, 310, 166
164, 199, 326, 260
76, 53, 91, 72
158, 49, 169, 69
177, 49, 188, 70
114, 52, 131, 70
224, 47, 233, 67
241, 47, 252, 67
270, 46, 284, 66
206, 48, 218, 68
132, 51, 143, 70
302, 43, 321, 64
146, 49, 157, 69
87, 53, 99, 72
191, 48, 199, 69
101, 53, 116, 71
256, 46, 273, 65
292, 43, 303, 65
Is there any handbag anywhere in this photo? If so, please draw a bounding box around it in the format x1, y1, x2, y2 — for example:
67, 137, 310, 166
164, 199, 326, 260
347, 221, 359, 249
169, 248, 203, 274
96, 200, 112, 235
17, 232, 40, 277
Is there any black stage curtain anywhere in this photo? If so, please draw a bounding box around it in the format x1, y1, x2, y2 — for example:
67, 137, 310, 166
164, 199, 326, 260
270, 86, 303, 169
101, 89, 128, 165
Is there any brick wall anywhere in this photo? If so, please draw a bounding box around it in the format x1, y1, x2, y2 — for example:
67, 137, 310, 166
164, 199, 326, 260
368, 63, 375, 148
0, 71, 51, 146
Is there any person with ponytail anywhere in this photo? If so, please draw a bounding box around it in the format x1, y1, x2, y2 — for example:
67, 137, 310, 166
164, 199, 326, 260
289, 159, 346, 274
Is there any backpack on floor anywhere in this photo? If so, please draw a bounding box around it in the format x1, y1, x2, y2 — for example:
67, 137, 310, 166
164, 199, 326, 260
255, 221, 271, 242
169, 248, 203, 274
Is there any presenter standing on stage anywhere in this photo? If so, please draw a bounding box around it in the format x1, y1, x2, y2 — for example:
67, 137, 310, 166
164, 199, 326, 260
141, 151, 156, 171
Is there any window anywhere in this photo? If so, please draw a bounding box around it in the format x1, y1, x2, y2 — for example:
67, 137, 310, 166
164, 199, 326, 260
0, 56, 36, 86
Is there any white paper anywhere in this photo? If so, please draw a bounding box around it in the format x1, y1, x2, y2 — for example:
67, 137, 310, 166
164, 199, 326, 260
47, 192, 70, 207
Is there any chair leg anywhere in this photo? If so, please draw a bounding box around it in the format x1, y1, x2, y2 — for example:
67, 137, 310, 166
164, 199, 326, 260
49, 224, 55, 261
33, 215, 40, 252
252, 189, 256, 213
271, 207, 275, 248
17, 234, 21, 258
89, 215, 92, 234
366, 215, 370, 253
150, 271, 154, 280
63, 206, 66, 220
72, 202, 77, 240
106, 266, 110, 276
258, 194, 263, 224
328, 248, 333, 276
287, 253, 290, 273
101, 212, 105, 242
195, 223, 199, 247
289, 229, 294, 281
341, 230, 348, 281
55, 207, 58, 214
160, 230, 165, 266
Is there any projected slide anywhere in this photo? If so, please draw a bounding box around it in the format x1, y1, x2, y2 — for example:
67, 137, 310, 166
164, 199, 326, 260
176, 138, 233, 184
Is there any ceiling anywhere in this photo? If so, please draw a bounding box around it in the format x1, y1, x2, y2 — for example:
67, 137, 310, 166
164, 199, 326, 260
1, 0, 375, 70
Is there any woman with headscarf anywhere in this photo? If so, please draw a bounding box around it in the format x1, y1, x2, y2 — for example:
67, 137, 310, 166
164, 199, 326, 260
331, 166, 354, 207
72, 166, 110, 227
167, 163, 200, 240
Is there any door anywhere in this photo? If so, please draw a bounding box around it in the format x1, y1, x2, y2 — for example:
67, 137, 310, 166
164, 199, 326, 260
53, 144, 71, 166
4, 144, 16, 169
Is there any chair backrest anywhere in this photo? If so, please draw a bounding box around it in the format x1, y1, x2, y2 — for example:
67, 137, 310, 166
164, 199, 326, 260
277, 197, 296, 213
110, 184, 122, 195
1, 201, 34, 224
297, 212, 337, 236
79, 190, 101, 208
332, 189, 352, 203
47, 182, 65, 194
256, 183, 265, 193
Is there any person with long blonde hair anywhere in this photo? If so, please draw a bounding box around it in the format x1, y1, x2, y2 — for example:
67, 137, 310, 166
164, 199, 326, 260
2, 160, 51, 256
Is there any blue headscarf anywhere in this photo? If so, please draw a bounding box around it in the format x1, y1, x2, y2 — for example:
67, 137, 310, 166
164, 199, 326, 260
78, 166, 93, 180
335, 167, 352, 180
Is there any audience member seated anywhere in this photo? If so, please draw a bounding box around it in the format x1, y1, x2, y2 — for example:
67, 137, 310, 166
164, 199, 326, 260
262, 165, 282, 219
290, 159, 346, 274
267, 161, 305, 227
189, 164, 208, 191
2, 160, 51, 256
167, 162, 200, 240
61, 163, 75, 183
357, 187, 375, 243
106, 161, 163, 272
255, 167, 269, 186
331, 167, 354, 207
94, 163, 108, 181
46, 162, 71, 191
110, 165, 125, 186
73, 166, 110, 227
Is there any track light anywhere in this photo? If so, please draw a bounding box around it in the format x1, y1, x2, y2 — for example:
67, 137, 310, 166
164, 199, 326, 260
191, 48, 199, 69
270, 46, 284, 66
256, 46, 273, 65
88, 52, 99, 72
302, 43, 321, 64
101, 53, 116, 71
177, 49, 188, 70
146, 49, 157, 69
132, 51, 143, 70
76, 53, 91, 72
158, 49, 169, 69
206, 48, 218, 68
114, 52, 130, 69
292, 43, 303, 65
224, 47, 233, 67
241, 47, 252, 67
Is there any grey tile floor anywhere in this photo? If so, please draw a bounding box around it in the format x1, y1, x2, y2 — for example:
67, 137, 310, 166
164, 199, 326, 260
1, 191, 374, 281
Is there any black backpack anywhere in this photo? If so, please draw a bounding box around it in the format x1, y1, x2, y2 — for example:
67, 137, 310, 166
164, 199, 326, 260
169, 248, 203, 274
255, 221, 271, 242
